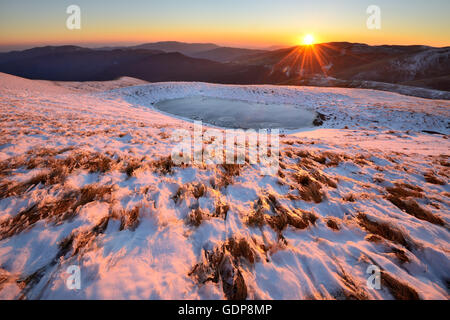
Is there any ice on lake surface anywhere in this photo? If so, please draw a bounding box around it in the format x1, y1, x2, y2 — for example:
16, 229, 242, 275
154, 96, 317, 129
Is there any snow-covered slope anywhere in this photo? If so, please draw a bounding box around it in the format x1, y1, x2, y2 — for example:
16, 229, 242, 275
0, 73, 448, 299
350, 47, 450, 84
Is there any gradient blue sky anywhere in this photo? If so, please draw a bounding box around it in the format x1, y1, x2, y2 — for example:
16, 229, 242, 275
0, 0, 449, 51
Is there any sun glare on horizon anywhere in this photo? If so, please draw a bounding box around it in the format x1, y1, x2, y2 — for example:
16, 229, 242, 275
302, 34, 315, 45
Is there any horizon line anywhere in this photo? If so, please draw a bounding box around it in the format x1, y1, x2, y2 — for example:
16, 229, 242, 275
1, 40, 449, 53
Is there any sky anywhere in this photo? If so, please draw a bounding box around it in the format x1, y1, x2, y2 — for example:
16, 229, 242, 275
0, 0, 449, 51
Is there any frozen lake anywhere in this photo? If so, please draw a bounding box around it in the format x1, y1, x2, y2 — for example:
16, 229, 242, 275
154, 96, 317, 129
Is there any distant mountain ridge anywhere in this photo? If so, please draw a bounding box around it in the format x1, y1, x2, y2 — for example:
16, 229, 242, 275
235, 42, 450, 92
94, 41, 266, 63
0, 41, 448, 96
130, 41, 219, 55
0, 45, 281, 83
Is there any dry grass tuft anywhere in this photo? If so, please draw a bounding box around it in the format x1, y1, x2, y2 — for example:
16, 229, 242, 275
124, 159, 142, 177
381, 271, 420, 300
187, 208, 209, 227
152, 155, 176, 175
294, 171, 313, 186
0, 184, 113, 240
312, 154, 327, 164
326, 218, 340, 231
16, 267, 47, 299
440, 160, 450, 167
188, 242, 248, 300
119, 206, 141, 231
220, 164, 242, 177
309, 168, 338, 188
265, 213, 289, 234
192, 183, 206, 199
59, 215, 111, 257
365, 234, 383, 243
394, 182, 423, 192
322, 151, 343, 167
172, 182, 208, 207
0, 150, 119, 199
1, 167, 67, 199
293, 171, 325, 203
424, 171, 445, 185
284, 150, 293, 158
0, 268, 19, 293
225, 238, 256, 264
337, 266, 369, 300
297, 157, 316, 170
354, 154, 370, 166
389, 247, 410, 264
357, 213, 414, 250
286, 209, 318, 230
172, 185, 187, 205
384, 181, 444, 226
77, 184, 113, 207
294, 150, 332, 165
214, 164, 244, 189
189, 248, 224, 285
386, 185, 423, 198
62, 151, 114, 173
247, 208, 265, 228
373, 174, 385, 183
386, 195, 445, 226
260, 194, 318, 234
214, 202, 229, 219
218, 254, 248, 300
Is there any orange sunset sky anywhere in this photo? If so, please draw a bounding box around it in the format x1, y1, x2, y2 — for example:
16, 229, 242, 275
0, 0, 449, 51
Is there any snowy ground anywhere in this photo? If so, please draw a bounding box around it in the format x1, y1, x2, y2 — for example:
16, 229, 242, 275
0, 72, 449, 300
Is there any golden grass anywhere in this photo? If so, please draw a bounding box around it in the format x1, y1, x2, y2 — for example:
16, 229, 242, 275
225, 238, 256, 264
119, 206, 141, 231
214, 202, 229, 219
381, 270, 420, 300
424, 171, 445, 185
357, 213, 414, 250
365, 234, 383, 243
0, 184, 113, 240
258, 194, 318, 234
151, 155, 176, 175
247, 207, 265, 228
192, 183, 206, 199
386, 195, 445, 226
337, 266, 369, 300
309, 168, 338, 188
124, 159, 142, 177
187, 208, 209, 227
61, 215, 111, 257
214, 163, 244, 189
389, 247, 410, 264
188, 239, 250, 300
386, 184, 423, 198
0, 149, 121, 200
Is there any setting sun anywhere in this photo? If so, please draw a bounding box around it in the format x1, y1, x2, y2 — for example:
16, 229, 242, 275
303, 34, 315, 45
